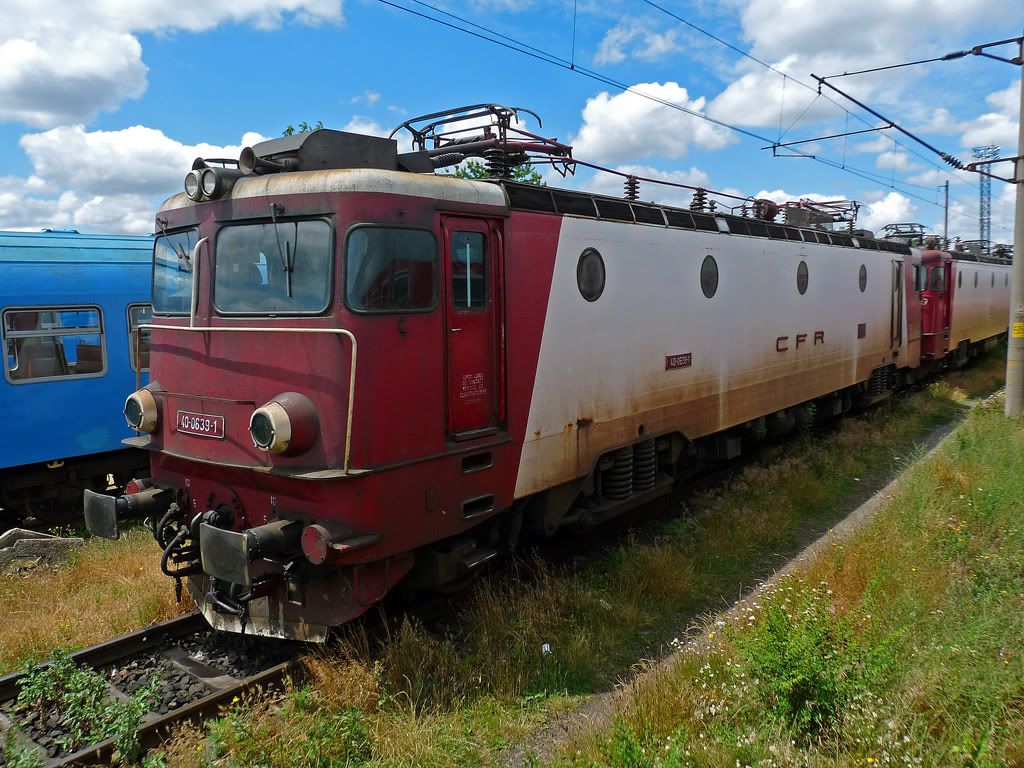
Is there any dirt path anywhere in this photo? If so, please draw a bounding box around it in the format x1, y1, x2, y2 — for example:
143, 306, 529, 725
501, 406, 972, 768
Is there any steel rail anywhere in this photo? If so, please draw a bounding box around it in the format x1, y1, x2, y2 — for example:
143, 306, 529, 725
0, 611, 301, 767
59, 659, 297, 767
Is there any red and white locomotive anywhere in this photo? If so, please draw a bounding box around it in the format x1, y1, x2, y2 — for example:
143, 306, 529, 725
85, 105, 1010, 640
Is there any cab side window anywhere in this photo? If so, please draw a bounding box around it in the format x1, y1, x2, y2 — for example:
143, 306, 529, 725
345, 227, 437, 312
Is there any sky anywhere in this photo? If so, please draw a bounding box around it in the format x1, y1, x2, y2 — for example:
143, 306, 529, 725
0, 0, 1019, 241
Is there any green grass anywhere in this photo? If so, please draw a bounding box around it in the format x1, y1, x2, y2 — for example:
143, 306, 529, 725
559, 392, 1024, 767
150, 354, 1006, 767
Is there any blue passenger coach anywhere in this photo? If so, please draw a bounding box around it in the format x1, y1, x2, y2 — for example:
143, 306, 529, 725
1, 230, 153, 525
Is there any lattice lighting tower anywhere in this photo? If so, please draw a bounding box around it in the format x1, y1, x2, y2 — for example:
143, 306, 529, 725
972, 145, 999, 254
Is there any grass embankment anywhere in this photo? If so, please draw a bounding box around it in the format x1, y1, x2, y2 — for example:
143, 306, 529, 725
0, 530, 192, 675
559, 398, 1024, 766
150, 355, 1007, 768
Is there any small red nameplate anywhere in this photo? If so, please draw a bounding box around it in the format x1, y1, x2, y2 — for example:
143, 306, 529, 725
665, 353, 692, 370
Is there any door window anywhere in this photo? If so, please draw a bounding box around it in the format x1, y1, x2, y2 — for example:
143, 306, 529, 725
450, 232, 487, 309
929, 266, 945, 292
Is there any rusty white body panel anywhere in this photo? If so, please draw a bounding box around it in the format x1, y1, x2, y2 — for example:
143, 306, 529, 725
158, 168, 509, 213
514, 216, 905, 499
950, 260, 1011, 348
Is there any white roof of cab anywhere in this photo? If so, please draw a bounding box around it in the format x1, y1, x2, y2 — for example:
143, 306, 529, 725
158, 167, 509, 214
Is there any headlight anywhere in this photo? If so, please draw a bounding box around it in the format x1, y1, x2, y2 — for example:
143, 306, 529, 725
249, 392, 319, 456
184, 170, 203, 201
124, 389, 159, 433
249, 402, 291, 454
201, 168, 218, 198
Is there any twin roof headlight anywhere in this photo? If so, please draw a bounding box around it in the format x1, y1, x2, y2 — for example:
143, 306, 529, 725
183, 169, 203, 201
182, 158, 243, 202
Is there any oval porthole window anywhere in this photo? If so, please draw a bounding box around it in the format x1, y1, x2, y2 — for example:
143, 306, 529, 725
974, 272, 979, 288
992, 273, 995, 288
700, 254, 719, 299
958, 271, 962, 289
1006, 274, 1009, 287
858, 264, 867, 293
576, 247, 606, 302
797, 260, 809, 295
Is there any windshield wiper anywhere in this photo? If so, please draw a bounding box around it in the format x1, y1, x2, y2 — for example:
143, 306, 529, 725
157, 218, 191, 270
269, 202, 293, 298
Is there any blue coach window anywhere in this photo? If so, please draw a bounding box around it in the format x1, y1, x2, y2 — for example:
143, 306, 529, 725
153, 228, 198, 315
3, 307, 105, 383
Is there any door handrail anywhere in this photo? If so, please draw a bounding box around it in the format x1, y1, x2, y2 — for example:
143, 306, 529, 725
137, 324, 358, 474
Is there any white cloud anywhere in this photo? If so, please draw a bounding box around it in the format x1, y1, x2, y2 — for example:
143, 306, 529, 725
594, 23, 680, 65
571, 82, 733, 165
19, 125, 266, 196
913, 107, 958, 135
0, 0, 343, 127
875, 150, 918, 172
0, 126, 267, 233
708, 0, 1021, 130
961, 80, 1020, 153
708, 55, 837, 129
859, 191, 917, 233
904, 168, 974, 187
852, 135, 897, 154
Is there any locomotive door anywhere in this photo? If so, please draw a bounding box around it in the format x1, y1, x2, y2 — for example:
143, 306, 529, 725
921, 261, 951, 358
890, 260, 903, 348
441, 216, 504, 438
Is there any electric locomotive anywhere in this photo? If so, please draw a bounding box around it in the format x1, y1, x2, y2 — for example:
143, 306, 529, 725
84, 105, 1010, 640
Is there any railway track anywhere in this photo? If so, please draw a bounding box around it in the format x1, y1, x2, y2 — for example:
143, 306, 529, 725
0, 612, 302, 766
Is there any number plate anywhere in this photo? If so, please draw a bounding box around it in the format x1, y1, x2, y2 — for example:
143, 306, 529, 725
176, 410, 225, 439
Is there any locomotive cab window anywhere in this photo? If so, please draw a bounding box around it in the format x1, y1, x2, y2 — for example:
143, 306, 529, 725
929, 267, 945, 292
3, 307, 105, 383
216, 219, 332, 314
127, 304, 152, 372
153, 228, 198, 315
345, 227, 437, 312
450, 232, 487, 310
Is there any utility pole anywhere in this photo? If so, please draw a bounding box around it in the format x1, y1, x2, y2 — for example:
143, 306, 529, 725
1005, 33, 1024, 417
943, 180, 949, 248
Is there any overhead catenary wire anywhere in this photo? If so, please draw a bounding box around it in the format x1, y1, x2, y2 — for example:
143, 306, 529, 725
374, 0, 950, 210
636, 0, 955, 174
